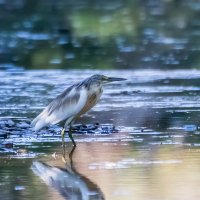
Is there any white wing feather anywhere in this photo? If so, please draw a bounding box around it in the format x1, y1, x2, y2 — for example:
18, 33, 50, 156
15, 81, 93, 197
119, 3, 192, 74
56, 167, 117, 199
31, 88, 88, 131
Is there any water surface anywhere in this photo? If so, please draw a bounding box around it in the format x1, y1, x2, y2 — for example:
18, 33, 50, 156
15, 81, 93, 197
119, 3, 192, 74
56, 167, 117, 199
0, 69, 200, 200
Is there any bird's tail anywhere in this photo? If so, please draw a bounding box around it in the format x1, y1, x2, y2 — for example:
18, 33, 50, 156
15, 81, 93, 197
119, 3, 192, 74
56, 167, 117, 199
31, 109, 49, 132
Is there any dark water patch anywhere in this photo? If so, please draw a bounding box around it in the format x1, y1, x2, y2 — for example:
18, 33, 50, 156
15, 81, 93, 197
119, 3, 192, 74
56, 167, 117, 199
0, 63, 24, 71
0, 119, 118, 157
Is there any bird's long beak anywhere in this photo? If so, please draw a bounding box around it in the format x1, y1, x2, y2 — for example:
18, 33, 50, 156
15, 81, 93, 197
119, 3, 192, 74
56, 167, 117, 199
107, 77, 127, 82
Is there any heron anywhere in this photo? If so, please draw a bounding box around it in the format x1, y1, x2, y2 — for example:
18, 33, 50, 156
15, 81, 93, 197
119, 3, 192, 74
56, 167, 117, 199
31, 74, 126, 147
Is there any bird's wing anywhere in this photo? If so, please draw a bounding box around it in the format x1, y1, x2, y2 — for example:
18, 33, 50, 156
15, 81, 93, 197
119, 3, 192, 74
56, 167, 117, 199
31, 86, 88, 131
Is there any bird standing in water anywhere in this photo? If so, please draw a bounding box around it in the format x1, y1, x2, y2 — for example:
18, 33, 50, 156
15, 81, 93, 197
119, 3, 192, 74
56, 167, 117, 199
31, 74, 126, 147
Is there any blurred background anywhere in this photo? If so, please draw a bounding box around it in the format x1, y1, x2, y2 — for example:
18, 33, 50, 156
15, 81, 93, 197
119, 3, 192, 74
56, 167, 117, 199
1, 0, 200, 70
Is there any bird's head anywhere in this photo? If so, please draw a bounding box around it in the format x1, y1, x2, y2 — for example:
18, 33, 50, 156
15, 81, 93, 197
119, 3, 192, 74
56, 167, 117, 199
91, 74, 127, 85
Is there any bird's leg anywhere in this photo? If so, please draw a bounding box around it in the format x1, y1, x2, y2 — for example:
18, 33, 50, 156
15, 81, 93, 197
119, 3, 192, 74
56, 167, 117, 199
68, 125, 76, 147
61, 127, 66, 156
69, 145, 76, 170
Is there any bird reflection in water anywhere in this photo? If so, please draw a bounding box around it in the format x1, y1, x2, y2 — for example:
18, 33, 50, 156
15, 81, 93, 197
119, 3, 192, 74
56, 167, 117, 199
31, 147, 104, 200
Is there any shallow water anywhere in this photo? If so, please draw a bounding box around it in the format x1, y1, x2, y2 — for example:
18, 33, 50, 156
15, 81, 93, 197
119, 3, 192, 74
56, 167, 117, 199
0, 69, 200, 200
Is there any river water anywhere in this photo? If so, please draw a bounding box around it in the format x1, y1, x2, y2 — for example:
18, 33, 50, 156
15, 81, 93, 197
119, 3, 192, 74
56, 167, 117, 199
0, 69, 200, 200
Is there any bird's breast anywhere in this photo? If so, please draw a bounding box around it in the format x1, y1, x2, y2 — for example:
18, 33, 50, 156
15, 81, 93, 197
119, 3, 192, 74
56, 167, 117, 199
78, 87, 102, 116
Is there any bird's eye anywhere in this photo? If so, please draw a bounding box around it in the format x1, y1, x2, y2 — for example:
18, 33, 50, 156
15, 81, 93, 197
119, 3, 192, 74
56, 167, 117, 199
102, 76, 108, 80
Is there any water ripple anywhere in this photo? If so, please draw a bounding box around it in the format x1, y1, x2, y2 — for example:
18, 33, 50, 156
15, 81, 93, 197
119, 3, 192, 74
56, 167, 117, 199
89, 159, 182, 170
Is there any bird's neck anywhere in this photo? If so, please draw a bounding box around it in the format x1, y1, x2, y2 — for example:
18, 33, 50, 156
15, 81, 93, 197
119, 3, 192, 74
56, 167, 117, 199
88, 84, 103, 95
